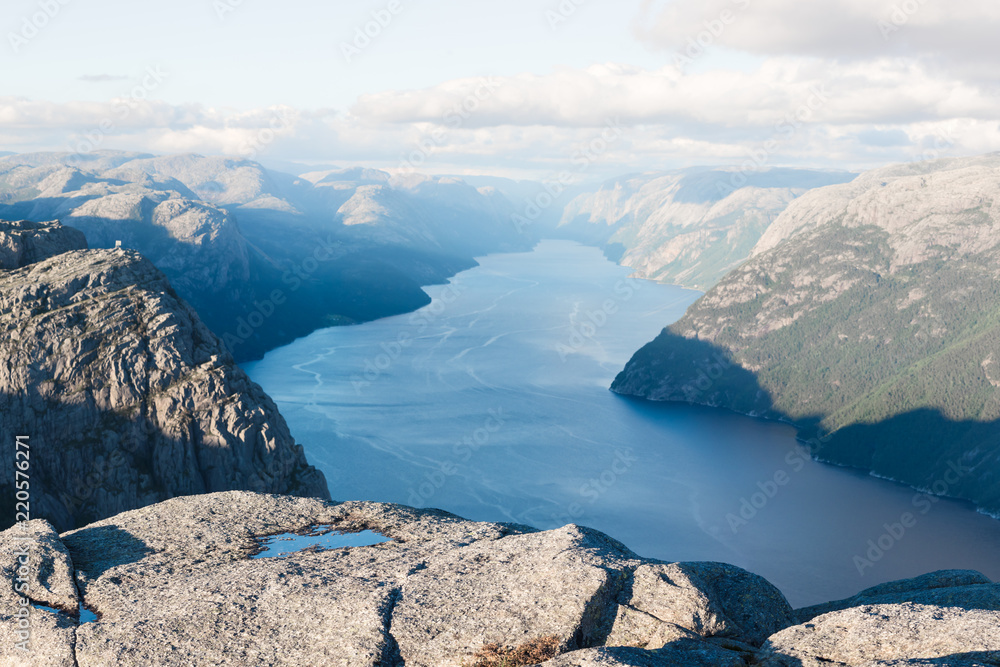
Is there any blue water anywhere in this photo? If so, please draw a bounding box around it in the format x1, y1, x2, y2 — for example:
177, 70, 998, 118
253, 528, 390, 558
244, 240, 1000, 607
32, 603, 98, 624
79, 604, 97, 624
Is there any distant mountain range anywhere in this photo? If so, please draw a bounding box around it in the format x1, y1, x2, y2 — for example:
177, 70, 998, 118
0, 151, 535, 361
613, 154, 1000, 516
1, 152, 860, 362
554, 167, 856, 290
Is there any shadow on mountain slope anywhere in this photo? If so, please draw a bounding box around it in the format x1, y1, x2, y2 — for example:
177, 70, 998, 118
612, 330, 1000, 517
211, 243, 466, 363
0, 386, 326, 533
610, 329, 779, 419
814, 409, 1000, 514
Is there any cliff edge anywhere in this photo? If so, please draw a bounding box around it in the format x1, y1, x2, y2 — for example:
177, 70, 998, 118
1, 492, 997, 666
0, 220, 329, 530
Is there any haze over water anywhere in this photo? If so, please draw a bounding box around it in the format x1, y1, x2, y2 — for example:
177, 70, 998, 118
245, 240, 1000, 607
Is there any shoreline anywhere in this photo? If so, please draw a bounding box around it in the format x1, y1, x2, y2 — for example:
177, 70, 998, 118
612, 390, 1000, 524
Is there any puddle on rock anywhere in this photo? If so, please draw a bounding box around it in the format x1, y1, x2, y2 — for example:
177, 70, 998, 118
32, 604, 59, 614
31, 603, 98, 624
252, 526, 390, 559
79, 603, 97, 624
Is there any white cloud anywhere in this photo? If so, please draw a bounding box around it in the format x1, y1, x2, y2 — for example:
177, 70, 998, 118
633, 0, 1000, 67
1, 49, 997, 180
352, 58, 1000, 130
78, 75, 131, 83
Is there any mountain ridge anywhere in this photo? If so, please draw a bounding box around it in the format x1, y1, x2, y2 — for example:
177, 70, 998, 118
555, 167, 857, 290
0, 151, 537, 361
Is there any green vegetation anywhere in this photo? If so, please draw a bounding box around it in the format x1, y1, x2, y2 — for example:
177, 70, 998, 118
642, 212, 776, 290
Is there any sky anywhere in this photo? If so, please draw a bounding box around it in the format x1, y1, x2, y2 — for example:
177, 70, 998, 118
2, 0, 998, 180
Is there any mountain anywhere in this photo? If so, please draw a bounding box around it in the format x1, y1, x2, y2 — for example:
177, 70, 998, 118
94, 154, 532, 258
4, 491, 998, 666
556, 168, 856, 290
327, 173, 529, 257
0, 221, 328, 530
612, 154, 1000, 515
457, 174, 588, 233
0, 152, 536, 361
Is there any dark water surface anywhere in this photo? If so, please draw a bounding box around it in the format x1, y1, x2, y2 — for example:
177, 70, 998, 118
244, 240, 1000, 607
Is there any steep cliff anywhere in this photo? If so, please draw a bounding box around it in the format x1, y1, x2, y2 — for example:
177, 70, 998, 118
0, 222, 329, 530
0, 219, 87, 270
612, 154, 1000, 515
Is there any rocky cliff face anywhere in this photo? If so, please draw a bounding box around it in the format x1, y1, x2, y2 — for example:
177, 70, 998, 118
64, 191, 251, 297
2, 492, 997, 666
556, 168, 856, 290
751, 154, 1000, 259
612, 154, 1000, 515
0, 219, 87, 270
0, 222, 329, 530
